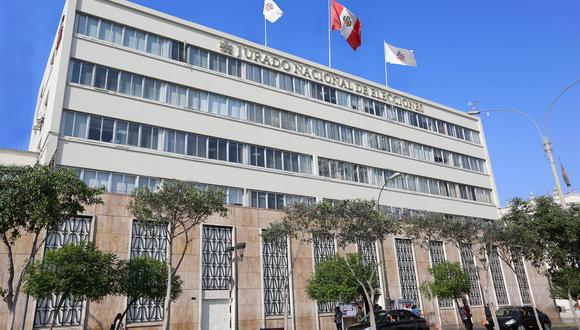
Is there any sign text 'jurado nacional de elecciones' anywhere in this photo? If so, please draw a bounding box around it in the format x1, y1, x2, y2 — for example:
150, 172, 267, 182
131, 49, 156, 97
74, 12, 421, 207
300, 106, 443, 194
219, 40, 424, 113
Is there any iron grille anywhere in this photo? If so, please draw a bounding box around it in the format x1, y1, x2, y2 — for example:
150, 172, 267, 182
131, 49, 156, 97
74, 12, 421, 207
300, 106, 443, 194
459, 243, 483, 306
395, 239, 419, 305
127, 221, 168, 323
312, 234, 336, 313
34, 216, 91, 328
512, 255, 531, 305
202, 225, 233, 290
428, 241, 453, 308
488, 247, 509, 305
262, 235, 289, 316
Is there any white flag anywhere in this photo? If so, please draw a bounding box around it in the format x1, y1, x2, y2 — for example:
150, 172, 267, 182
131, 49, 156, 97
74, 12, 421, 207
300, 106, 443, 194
384, 41, 417, 67
264, 0, 283, 23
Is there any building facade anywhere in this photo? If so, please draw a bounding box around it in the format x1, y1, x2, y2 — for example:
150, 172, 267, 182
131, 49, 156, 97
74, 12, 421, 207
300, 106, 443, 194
0, 0, 557, 329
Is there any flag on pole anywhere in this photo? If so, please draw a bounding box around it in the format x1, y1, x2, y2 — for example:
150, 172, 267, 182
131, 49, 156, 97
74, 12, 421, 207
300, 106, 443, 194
263, 0, 283, 23
330, 0, 362, 50
384, 41, 417, 67
559, 158, 572, 188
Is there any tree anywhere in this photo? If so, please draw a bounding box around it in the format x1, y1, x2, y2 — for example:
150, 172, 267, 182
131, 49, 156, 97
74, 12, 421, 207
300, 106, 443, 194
114, 257, 183, 330
264, 200, 399, 330
0, 165, 102, 330
307, 254, 379, 307
23, 242, 118, 330
498, 196, 580, 330
128, 180, 227, 330
403, 212, 448, 329
421, 261, 471, 323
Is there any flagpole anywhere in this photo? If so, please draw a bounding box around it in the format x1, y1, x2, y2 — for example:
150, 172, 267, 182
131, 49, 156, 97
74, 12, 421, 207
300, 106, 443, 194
264, 18, 268, 47
384, 41, 388, 86
385, 62, 388, 87
328, 0, 332, 67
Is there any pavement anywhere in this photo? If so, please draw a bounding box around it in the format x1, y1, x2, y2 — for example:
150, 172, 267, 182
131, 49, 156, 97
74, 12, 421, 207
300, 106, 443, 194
438, 324, 577, 330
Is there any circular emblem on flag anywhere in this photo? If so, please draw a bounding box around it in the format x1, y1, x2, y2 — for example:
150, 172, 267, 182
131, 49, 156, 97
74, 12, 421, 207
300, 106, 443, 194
265, 3, 274, 11
396, 50, 406, 62
342, 15, 352, 27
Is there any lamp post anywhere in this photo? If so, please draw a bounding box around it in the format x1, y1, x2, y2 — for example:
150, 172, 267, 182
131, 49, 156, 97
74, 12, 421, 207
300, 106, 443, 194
226, 242, 246, 330
467, 80, 580, 209
376, 171, 401, 309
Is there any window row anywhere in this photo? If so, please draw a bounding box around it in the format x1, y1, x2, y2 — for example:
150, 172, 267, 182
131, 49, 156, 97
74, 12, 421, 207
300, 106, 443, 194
61, 111, 313, 175
249, 190, 316, 210
68, 59, 486, 174
317, 158, 493, 204
75, 13, 481, 144
72, 167, 313, 209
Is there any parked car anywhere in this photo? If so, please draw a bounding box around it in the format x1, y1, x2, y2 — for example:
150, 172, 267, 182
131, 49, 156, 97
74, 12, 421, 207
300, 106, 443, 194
496, 306, 551, 330
348, 309, 429, 330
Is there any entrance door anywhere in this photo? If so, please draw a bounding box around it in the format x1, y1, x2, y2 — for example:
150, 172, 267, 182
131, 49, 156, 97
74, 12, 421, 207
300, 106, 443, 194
201, 298, 230, 330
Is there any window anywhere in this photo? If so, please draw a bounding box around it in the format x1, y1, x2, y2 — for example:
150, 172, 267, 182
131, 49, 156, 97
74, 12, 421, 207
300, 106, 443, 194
61, 111, 75, 136
115, 121, 128, 144
227, 58, 241, 77
101, 118, 114, 143
170, 40, 185, 62
72, 113, 88, 138
246, 63, 261, 83
395, 239, 420, 305
127, 123, 139, 146
80, 62, 94, 86
209, 53, 227, 73
188, 46, 209, 68
281, 112, 296, 131
94, 66, 107, 89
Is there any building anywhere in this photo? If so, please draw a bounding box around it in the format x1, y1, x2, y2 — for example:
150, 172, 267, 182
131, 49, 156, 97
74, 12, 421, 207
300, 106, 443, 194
0, 0, 556, 329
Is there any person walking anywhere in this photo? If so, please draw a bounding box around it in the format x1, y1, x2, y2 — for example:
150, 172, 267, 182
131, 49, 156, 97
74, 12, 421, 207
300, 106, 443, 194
334, 306, 344, 330
460, 299, 473, 330
484, 304, 494, 330
411, 304, 421, 318
110, 313, 124, 330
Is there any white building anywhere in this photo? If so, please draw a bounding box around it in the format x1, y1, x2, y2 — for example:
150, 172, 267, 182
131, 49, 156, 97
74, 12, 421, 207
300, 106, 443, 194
0, 0, 556, 329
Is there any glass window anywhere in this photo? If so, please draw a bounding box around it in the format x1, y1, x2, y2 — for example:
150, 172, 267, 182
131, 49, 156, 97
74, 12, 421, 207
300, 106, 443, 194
127, 123, 139, 146
83, 170, 97, 188
97, 172, 109, 190
76, 14, 88, 35
189, 46, 209, 68
98, 20, 113, 42
106, 69, 119, 92
101, 118, 114, 143
228, 99, 243, 119
143, 78, 158, 101
186, 134, 196, 156
112, 24, 123, 44
247, 104, 264, 124
281, 112, 296, 131
115, 121, 128, 144
187, 89, 199, 110
266, 149, 275, 168
218, 139, 227, 161
119, 72, 132, 94
72, 113, 88, 138
264, 107, 280, 127
131, 75, 143, 97
111, 174, 125, 194
140, 125, 152, 148
283, 153, 291, 172
94, 66, 107, 89
209, 94, 227, 115
80, 62, 94, 86
279, 73, 293, 92
61, 111, 74, 136
175, 132, 186, 154
291, 154, 299, 173
296, 115, 311, 134
209, 53, 227, 73
170, 40, 185, 62
70, 60, 81, 83
227, 58, 241, 77
299, 156, 312, 174
86, 16, 99, 38
294, 78, 307, 95
208, 138, 218, 159
246, 64, 261, 83
197, 136, 207, 157
228, 142, 241, 163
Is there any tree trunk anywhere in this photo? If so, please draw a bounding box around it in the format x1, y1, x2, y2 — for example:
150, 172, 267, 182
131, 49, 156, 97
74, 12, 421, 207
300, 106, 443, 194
567, 288, 580, 330
283, 284, 289, 330
454, 299, 464, 329
3, 233, 16, 330
117, 298, 136, 330
162, 236, 174, 330
50, 294, 67, 330
7, 307, 16, 330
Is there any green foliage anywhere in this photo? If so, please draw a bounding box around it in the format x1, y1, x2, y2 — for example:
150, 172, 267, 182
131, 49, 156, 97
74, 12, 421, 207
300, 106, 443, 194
23, 242, 118, 301
128, 179, 228, 230
422, 261, 470, 301
0, 165, 103, 243
117, 257, 183, 303
307, 254, 379, 304
550, 266, 580, 300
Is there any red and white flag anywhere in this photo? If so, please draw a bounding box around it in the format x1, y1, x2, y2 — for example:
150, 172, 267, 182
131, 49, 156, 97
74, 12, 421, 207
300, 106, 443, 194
330, 0, 362, 50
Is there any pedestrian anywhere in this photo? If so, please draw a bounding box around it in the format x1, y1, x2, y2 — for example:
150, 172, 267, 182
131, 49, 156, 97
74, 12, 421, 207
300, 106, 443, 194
110, 313, 124, 330
460, 299, 473, 330
411, 304, 421, 318
373, 303, 382, 311
334, 306, 343, 330
484, 303, 494, 330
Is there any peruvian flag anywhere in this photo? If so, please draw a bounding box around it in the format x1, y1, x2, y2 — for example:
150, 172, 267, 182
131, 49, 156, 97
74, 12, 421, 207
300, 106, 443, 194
330, 0, 362, 50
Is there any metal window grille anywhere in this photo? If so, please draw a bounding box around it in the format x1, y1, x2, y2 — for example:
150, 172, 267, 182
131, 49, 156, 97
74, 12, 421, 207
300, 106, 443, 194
127, 221, 168, 323
512, 255, 531, 305
202, 225, 232, 290
428, 241, 453, 308
312, 234, 336, 313
356, 239, 378, 267
34, 216, 92, 328
459, 243, 483, 306
395, 239, 419, 305
262, 235, 289, 316
488, 247, 509, 305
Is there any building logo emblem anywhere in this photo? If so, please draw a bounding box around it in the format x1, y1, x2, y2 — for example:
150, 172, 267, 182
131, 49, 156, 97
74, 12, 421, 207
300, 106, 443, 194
265, 3, 274, 12
396, 50, 406, 62
342, 15, 352, 27
219, 41, 234, 55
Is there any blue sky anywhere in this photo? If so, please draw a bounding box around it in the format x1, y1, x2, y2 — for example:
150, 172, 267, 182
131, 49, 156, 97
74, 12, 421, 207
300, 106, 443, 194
1, 0, 578, 206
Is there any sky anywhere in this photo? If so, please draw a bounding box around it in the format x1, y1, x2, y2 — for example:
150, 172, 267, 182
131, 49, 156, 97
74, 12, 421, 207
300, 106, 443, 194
0, 0, 579, 206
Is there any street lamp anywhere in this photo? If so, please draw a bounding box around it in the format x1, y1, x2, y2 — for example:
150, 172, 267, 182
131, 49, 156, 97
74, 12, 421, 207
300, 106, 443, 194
467, 80, 580, 209
226, 242, 246, 330
376, 171, 401, 309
